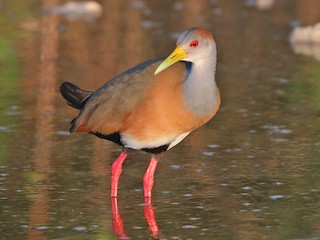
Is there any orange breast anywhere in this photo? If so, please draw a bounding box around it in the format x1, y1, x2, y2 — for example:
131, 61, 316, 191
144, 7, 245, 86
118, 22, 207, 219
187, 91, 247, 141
121, 63, 220, 142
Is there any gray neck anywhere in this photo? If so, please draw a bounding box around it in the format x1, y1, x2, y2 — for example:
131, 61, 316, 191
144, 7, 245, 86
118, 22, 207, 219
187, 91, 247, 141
183, 56, 218, 117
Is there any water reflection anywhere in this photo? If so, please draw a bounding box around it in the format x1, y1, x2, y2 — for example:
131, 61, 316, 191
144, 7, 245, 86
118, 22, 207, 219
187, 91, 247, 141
111, 198, 128, 239
1, 0, 320, 239
290, 42, 320, 61
111, 197, 160, 239
144, 197, 160, 239
27, 0, 59, 239
42, 1, 103, 21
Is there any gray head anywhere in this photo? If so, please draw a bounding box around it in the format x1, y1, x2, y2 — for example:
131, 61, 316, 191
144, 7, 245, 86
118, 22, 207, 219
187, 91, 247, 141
155, 27, 216, 74
176, 27, 216, 63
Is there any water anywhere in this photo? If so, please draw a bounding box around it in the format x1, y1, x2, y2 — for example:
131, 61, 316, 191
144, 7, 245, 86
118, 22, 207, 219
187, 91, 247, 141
1, 0, 320, 239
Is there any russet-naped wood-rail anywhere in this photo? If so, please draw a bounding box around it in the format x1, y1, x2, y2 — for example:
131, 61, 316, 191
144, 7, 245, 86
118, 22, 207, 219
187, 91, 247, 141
60, 27, 220, 198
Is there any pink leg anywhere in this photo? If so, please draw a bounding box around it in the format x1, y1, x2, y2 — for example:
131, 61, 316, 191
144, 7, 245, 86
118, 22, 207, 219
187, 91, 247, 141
143, 155, 159, 198
111, 151, 128, 197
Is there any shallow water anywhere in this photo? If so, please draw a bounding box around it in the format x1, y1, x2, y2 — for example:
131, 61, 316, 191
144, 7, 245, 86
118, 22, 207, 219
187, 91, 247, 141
1, 0, 320, 239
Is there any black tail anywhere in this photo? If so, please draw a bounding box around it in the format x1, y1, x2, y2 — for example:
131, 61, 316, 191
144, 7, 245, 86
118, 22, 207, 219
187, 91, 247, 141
59, 82, 92, 109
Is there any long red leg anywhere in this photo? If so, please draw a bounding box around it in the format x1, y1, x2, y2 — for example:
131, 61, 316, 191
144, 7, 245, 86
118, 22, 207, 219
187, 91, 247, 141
143, 155, 159, 198
111, 151, 128, 197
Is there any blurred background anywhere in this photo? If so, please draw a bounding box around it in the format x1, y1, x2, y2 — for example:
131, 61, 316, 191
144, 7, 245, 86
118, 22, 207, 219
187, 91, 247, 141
1, 0, 320, 239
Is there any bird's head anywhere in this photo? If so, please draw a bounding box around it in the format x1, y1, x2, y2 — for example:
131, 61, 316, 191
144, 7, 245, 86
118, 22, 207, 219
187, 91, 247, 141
155, 27, 216, 75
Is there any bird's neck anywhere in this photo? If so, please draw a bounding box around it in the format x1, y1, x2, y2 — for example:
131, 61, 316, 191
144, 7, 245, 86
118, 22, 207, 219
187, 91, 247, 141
183, 55, 218, 117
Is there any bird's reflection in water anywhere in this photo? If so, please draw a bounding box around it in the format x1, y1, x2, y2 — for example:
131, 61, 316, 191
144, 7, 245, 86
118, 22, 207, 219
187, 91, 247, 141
144, 197, 160, 238
111, 197, 160, 239
111, 198, 128, 239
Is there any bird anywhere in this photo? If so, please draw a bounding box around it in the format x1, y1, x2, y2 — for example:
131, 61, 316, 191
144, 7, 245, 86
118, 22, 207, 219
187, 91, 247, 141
60, 27, 220, 198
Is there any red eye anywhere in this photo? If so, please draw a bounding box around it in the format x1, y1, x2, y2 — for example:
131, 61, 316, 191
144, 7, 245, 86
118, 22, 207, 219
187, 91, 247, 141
190, 40, 199, 48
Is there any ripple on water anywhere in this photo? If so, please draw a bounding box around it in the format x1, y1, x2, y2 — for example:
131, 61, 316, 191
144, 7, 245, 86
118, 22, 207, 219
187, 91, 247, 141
6, 111, 20, 116
133, 226, 143, 230
275, 181, 283, 186
269, 195, 284, 200
73, 226, 87, 231
5, 105, 19, 116
242, 186, 251, 191
220, 183, 229, 187
36, 226, 50, 230
162, 191, 171, 195
0, 126, 11, 133
202, 151, 215, 156
141, 20, 161, 29
262, 124, 292, 135
129, 1, 145, 10
170, 165, 181, 170
271, 138, 288, 142
183, 193, 193, 197
173, 2, 183, 11
208, 144, 220, 149
182, 225, 197, 229
56, 131, 70, 136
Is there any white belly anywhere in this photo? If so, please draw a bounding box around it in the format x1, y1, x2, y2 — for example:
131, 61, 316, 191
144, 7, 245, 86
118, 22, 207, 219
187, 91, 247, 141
120, 132, 190, 150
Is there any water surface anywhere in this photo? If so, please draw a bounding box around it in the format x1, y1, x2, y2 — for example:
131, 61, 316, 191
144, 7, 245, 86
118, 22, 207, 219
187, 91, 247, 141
1, 0, 320, 239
